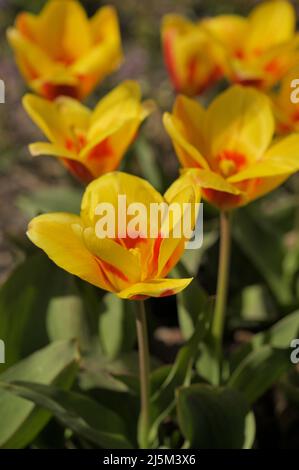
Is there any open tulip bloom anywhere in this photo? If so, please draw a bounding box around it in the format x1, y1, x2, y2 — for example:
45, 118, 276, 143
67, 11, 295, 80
27, 171, 200, 300
23, 81, 153, 183
204, 0, 299, 89
7, 0, 123, 100
162, 0, 299, 95
164, 85, 299, 212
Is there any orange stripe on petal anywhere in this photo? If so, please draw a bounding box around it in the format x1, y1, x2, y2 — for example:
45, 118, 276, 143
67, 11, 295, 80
163, 30, 181, 91
62, 158, 93, 183
88, 138, 114, 161
99, 258, 130, 284
159, 289, 175, 297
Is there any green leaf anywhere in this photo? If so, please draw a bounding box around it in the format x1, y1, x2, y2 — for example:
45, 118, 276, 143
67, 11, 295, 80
148, 310, 210, 446
17, 187, 83, 218
230, 309, 299, 370
47, 295, 91, 352
228, 345, 291, 405
233, 207, 293, 306
0, 340, 79, 448
0, 253, 72, 372
98, 294, 136, 359
0, 382, 133, 449
177, 384, 254, 449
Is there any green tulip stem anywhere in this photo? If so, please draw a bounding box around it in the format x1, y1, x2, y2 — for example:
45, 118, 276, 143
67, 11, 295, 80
135, 300, 150, 449
211, 210, 232, 381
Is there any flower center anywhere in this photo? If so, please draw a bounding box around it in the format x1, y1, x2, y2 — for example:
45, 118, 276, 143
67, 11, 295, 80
216, 150, 247, 178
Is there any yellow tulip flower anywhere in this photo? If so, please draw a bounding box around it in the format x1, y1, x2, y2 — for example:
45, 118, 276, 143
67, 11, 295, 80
161, 14, 224, 96
23, 81, 153, 183
204, 0, 299, 89
7, 0, 123, 100
164, 85, 299, 211
271, 65, 299, 134
27, 172, 200, 300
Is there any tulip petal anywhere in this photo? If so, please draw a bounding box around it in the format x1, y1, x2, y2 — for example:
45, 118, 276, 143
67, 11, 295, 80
203, 15, 248, 52
29, 142, 76, 160
247, 0, 295, 51
156, 172, 201, 278
89, 81, 141, 137
117, 277, 193, 299
27, 213, 112, 291
7, 29, 56, 84
81, 172, 164, 227
23, 94, 70, 145
37, 0, 92, 62
229, 134, 299, 183
54, 97, 91, 132
173, 95, 206, 153
83, 227, 141, 291
204, 85, 275, 164
185, 168, 241, 194
163, 113, 209, 169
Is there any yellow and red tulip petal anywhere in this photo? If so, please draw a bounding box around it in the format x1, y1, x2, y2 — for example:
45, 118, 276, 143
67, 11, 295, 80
204, 85, 274, 166
156, 172, 201, 278
185, 168, 241, 195
229, 134, 299, 183
117, 277, 193, 300
7, 29, 56, 84
29, 142, 76, 160
162, 14, 223, 96
82, 227, 141, 291
185, 168, 242, 211
27, 213, 112, 291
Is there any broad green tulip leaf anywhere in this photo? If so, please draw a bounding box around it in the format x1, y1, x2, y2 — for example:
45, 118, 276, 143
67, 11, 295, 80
79, 349, 159, 393
98, 294, 136, 359
229, 345, 292, 404
0, 340, 79, 448
0, 253, 73, 372
233, 207, 293, 306
17, 187, 83, 218
0, 382, 133, 449
148, 310, 210, 446
47, 295, 91, 352
177, 384, 254, 449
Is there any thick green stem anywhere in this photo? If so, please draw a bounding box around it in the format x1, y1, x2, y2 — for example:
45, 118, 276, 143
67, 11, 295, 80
211, 211, 232, 381
135, 300, 150, 449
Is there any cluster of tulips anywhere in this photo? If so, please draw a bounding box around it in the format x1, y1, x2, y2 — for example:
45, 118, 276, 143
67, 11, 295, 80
6, 0, 299, 449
